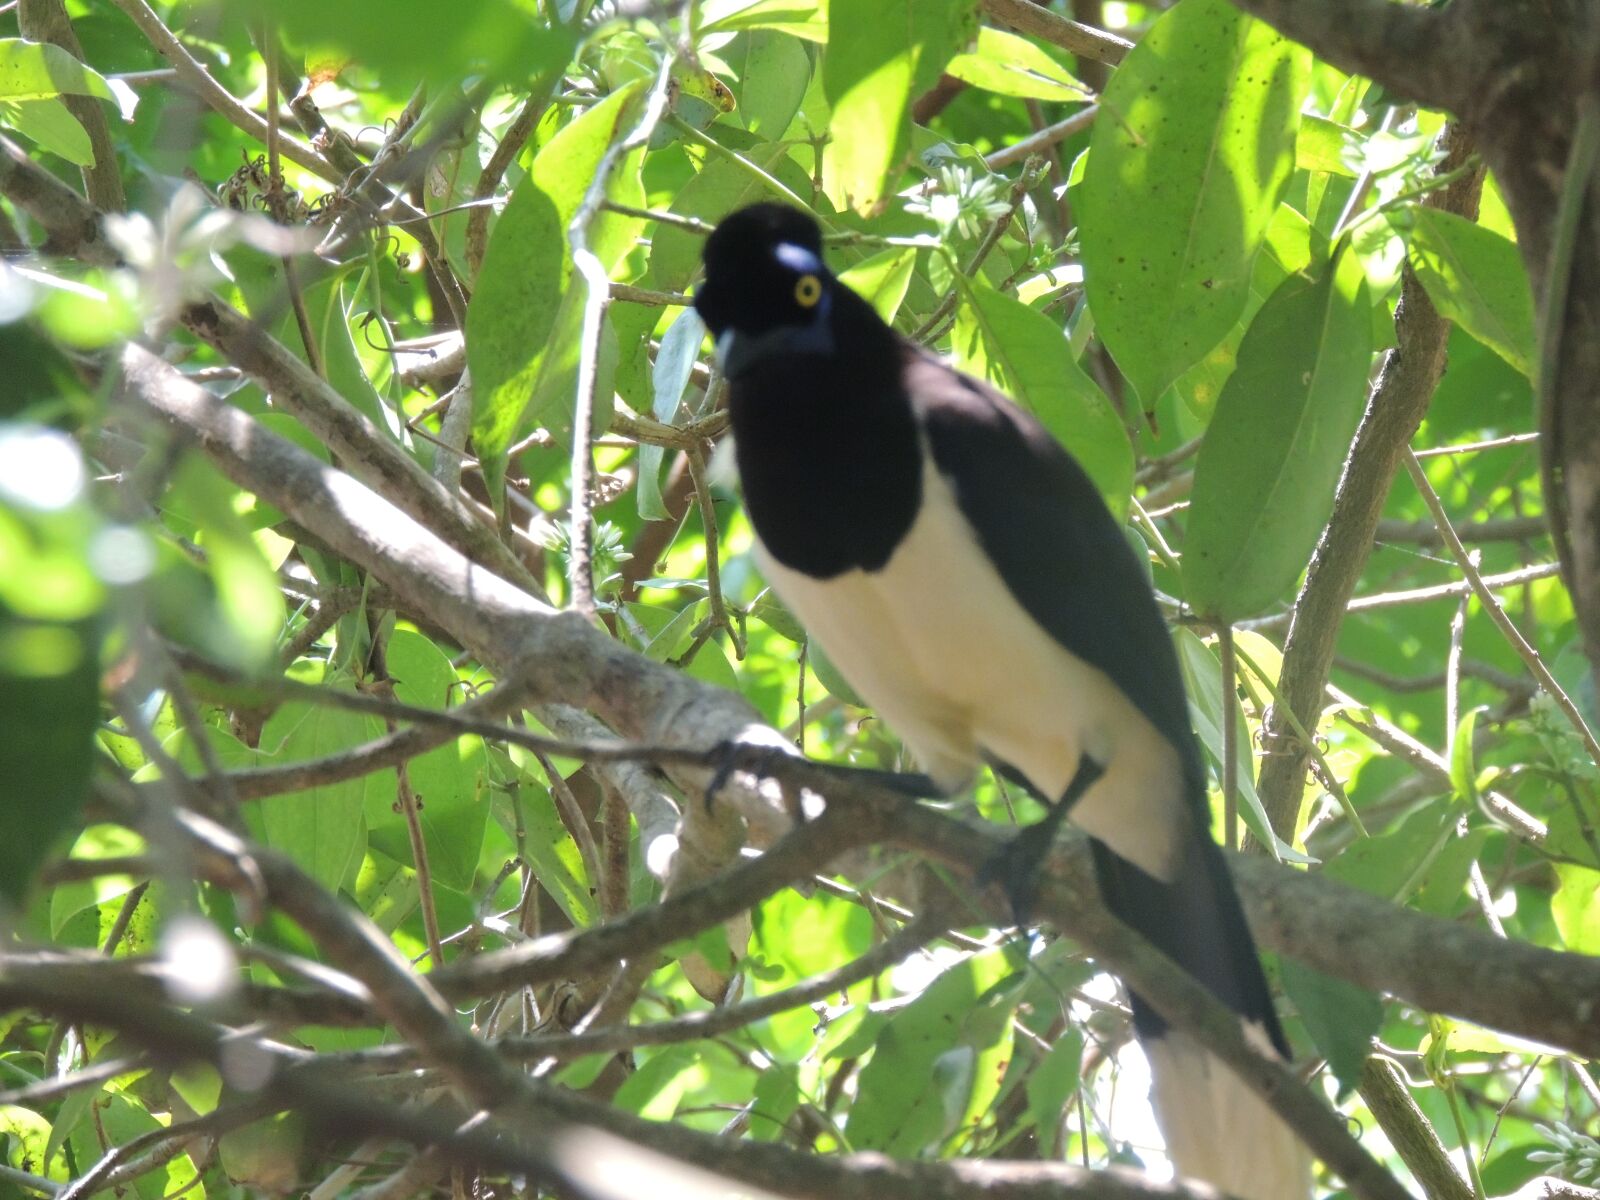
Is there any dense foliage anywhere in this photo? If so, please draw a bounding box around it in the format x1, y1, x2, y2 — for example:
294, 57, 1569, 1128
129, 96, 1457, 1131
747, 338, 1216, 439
0, 1, 1597, 1198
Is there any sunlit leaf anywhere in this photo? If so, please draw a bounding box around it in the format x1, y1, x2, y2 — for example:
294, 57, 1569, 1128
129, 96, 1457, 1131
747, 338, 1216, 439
1079, 0, 1308, 404
945, 27, 1091, 102
1183, 246, 1371, 621
1553, 863, 1600, 955
838, 246, 918, 325
846, 948, 1015, 1153
1025, 1028, 1083, 1156
256, 684, 376, 891
1281, 959, 1383, 1097
726, 29, 813, 137
366, 629, 489, 893
469, 83, 646, 494
0, 97, 92, 164
0, 39, 116, 102
1406, 207, 1535, 378
950, 275, 1132, 519
821, 0, 977, 213
703, 0, 828, 41
234, 0, 575, 86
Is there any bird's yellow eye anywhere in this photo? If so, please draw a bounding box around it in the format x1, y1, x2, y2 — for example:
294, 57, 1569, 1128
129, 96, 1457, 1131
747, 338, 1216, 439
794, 273, 822, 308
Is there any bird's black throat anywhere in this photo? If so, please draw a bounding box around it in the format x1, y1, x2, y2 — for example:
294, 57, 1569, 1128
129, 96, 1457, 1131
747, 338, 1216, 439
726, 289, 922, 579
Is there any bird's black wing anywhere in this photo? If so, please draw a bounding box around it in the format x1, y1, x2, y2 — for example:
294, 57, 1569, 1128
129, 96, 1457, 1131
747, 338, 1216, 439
909, 347, 1289, 1056
906, 348, 1201, 787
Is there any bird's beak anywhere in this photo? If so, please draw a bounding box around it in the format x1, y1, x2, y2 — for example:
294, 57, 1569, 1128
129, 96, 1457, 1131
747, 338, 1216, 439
713, 327, 778, 379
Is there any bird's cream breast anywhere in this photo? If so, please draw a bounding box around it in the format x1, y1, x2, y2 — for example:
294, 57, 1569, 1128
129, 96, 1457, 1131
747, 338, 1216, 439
753, 463, 1188, 879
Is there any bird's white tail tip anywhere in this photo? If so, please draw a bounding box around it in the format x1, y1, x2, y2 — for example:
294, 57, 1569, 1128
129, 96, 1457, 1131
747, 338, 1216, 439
1146, 1028, 1312, 1200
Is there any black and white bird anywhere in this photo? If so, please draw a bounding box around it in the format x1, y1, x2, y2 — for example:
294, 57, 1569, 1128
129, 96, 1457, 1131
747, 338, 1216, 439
694, 202, 1308, 1200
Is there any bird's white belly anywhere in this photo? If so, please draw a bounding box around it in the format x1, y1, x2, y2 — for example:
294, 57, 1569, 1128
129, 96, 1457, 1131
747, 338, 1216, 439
755, 463, 1186, 880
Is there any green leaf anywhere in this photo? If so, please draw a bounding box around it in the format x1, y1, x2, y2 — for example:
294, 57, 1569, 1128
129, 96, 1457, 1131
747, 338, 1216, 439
1173, 629, 1310, 863
1079, 0, 1308, 404
0, 427, 103, 904
808, 641, 865, 706
838, 246, 918, 325
613, 1045, 699, 1119
1296, 114, 1358, 177
1414, 825, 1490, 917
0, 97, 92, 165
821, 0, 977, 213
750, 1069, 804, 1140
1172, 201, 1318, 419
751, 589, 805, 642
950, 276, 1132, 520
1183, 247, 1371, 620
1552, 863, 1600, 954
165, 458, 286, 671
728, 29, 813, 137
49, 825, 146, 937
234, 0, 575, 87
468, 84, 645, 492
69, 1091, 200, 1199
256, 688, 376, 892
276, 277, 391, 438
350, 848, 419, 933
0, 39, 115, 101
1, 1104, 66, 1185
1406, 208, 1535, 377
513, 775, 595, 925
703, 0, 828, 41
366, 630, 489, 892
1325, 801, 1454, 905
1280, 959, 1382, 1098
1449, 707, 1482, 808
945, 27, 1091, 102
846, 948, 1015, 1153
1025, 1027, 1083, 1156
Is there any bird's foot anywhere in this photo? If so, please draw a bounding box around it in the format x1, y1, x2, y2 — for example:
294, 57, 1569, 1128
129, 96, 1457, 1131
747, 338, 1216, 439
977, 824, 1054, 927
977, 753, 1104, 925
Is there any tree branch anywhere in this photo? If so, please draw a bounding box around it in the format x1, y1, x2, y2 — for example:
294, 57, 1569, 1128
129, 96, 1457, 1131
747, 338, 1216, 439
981, 0, 1130, 66
1359, 1056, 1474, 1200
112, 340, 1600, 1065
1219, 0, 1463, 113
1251, 123, 1484, 845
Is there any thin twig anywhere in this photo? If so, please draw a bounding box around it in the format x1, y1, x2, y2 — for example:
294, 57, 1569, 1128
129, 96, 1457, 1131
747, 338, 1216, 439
1413, 432, 1539, 459
1329, 684, 1548, 842
984, 104, 1098, 170
600, 200, 715, 235
686, 442, 741, 657
0, 1055, 150, 1107
568, 54, 679, 615
1219, 625, 1239, 850
979, 0, 1131, 65
534, 750, 604, 896
280, 591, 359, 665
396, 757, 445, 968
1404, 450, 1600, 766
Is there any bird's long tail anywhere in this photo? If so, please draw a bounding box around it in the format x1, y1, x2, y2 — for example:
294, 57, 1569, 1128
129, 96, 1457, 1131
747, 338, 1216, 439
1090, 835, 1311, 1200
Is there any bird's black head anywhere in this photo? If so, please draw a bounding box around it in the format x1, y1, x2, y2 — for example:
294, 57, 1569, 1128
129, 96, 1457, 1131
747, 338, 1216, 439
694, 203, 836, 379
